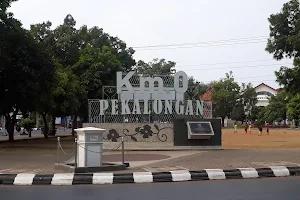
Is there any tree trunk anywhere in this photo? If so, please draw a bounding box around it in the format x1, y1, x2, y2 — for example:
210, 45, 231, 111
5, 112, 18, 142
72, 115, 77, 137
221, 117, 225, 127
50, 115, 56, 136
29, 130, 31, 137
5, 119, 14, 142
41, 113, 49, 139
283, 117, 287, 125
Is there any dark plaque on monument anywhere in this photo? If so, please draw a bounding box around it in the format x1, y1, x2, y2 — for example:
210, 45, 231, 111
186, 121, 215, 139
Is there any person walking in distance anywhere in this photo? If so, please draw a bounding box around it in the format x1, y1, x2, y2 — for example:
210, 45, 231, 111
248, 123, 252, 135
266, 123, 270, 135
244, 123, 248, 134
258, 125, 263, 136
233, 123, 238, 134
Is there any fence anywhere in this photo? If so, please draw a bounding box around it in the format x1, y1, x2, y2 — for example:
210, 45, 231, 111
88, 99, 212, 123
88, 72, 213, 123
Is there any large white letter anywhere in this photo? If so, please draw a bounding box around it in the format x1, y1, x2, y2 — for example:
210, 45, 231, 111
153, 99, 163, 114
140, 77, 164, 93
143, 100, 151, 114
117, 71, 134, 94
99, 100, 109, 115
121, 99, 131, 114
174, 71, 188, 94
164, 100, 173, 114
175, 100, 184, 114
196, 100, 204, 116
111, 100, 118, 115
132, 99, 141, 114
185, 100, 194, 115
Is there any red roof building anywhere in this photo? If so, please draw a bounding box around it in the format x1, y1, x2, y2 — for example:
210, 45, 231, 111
254, 83, 279, 107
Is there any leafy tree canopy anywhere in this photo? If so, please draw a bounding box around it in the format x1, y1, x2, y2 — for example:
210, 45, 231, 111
135, 58, 176, 76
287, 94, 300, 120
0, 1, 55, 141
231, 102, 246, 122
240, 83, 257, 119
266, 0, 300, 94
211, 71, 240, 125
72, 45, 122, 99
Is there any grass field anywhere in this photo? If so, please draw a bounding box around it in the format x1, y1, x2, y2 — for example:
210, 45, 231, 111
222, 128, 300, 149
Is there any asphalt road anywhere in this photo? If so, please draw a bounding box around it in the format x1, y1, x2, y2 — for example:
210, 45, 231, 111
1, 177, 299, 200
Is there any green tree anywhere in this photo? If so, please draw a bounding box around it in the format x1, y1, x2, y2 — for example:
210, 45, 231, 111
53, 15, 81, 67
185, 76, 208, 100
72, 45, 122, 99
135, 58, 176, 76
30, 21, 55, 55
231, 101, 246, 122
251, 106, 264, 122
48, 63, 86, 135
211, 71, 240, 126
30, 16, 82, 134
263, 91, 287, 123
78, 25, 135, 72
240, 83, 257, 120
287, 94, 300, 122
0, 1, 55, 141
30, 15, 136, 130
21, 118, 35, 138
0, 0, 17, 12
266, 0, 300, 94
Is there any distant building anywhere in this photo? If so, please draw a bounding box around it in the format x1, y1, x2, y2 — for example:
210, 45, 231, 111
199, 83, 281, 126
254, 83, 280, 107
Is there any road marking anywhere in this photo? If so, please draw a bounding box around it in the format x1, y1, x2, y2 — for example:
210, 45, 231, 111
92, 173, 114, 184
14, 173, 35, 185
205, 169, 226, 180
133, 172, 153, 183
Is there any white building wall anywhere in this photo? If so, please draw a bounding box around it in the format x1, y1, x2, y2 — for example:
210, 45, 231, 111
256, 95, 270, 107
255, 85, 278, 95
254, 84, 278, 107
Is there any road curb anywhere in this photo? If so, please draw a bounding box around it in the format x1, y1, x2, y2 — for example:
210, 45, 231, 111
0, 166, 299, 185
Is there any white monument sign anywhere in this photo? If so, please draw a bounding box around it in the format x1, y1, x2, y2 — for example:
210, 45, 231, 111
116, 71, 188, 94
98, 71, 204, 116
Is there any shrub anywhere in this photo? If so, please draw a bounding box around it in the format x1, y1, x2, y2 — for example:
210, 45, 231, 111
21, 118, 36, 136
289, 125, 296, 129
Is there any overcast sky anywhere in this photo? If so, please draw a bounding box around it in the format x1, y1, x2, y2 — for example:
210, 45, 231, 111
9, 0, 292, 89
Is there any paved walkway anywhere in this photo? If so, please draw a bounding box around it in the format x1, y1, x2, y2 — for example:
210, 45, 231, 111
1, 147, 300, 174
103, 142, 221, 150
0, 133, 300, 174
140, 149, 300, 172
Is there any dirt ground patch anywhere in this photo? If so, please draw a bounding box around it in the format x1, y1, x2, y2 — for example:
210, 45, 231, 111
222, 128, 300, 149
